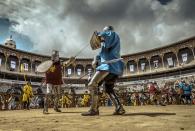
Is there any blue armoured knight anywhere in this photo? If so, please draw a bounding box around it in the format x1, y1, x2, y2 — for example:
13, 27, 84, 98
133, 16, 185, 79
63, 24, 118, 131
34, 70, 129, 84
82, 26, 125, 116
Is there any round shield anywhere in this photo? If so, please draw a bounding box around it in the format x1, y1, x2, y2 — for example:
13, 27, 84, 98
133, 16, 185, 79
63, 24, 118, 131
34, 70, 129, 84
36, 60, 53, 73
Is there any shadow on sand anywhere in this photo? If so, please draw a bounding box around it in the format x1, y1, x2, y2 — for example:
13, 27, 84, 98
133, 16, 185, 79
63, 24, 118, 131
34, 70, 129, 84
60, 111, 83, 114
102, 112, 176, 117
47, 111, 83, 114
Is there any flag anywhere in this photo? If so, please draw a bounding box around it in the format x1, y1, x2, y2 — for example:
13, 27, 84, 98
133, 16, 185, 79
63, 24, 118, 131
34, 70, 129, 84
11, 61, 16, 69
129, 65, 134, 72
68, 68, 72, 75
141, 63, 145, 71
153, 60, 159, 68
182, 53, 188, 63
77, 68, 81, 76
20, 63, 24, 72
167, 57, 173, 67
87, 68, 92, 75
23, 63, 28, 71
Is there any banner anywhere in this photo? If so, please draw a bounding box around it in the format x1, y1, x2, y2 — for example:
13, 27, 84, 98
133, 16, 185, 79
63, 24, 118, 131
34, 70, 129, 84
129, 65, 134, 72
23, 63, 28, 71
20, 63, 24, 72
88, 68, 92, 75
153, 60, 159, 68
10, 61, 16, 69
141, 63, 145, 71
182, 53, 188, 63
67, 68, 72, 75
77, 68, 81, 76
167, 57, 174, 67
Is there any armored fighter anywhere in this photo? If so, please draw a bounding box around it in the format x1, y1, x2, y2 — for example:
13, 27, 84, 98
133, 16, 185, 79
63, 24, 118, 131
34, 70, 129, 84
81, 26, 125, 116
41, 50, 75, 114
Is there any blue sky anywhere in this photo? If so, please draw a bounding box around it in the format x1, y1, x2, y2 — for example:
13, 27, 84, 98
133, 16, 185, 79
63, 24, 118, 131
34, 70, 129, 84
0, 18, 33, 51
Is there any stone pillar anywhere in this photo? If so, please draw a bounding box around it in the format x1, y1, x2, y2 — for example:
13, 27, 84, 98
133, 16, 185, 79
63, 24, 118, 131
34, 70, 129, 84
124, 60, 128, 75
174, 50, 180, 67
74, 65, 76, 77
126, 62, 128, 75
65, 67, 67, 77
30, 59, 34, 74
18, 58, 21, 72
136, 59, 139, 74
63, 67, 65, 77
83, 65, 86, 76
5, 54, 8, 71
147, 57, 151, 72
160, 53, 165, 69
191, 47, 195, 60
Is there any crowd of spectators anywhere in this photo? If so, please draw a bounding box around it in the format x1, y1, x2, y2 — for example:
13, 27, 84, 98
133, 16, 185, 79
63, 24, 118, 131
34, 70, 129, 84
0, 76, 194, 110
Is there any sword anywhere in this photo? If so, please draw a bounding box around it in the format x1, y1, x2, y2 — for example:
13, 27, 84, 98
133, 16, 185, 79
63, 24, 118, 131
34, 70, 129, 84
101, 58, 123, 64
78, 73, 89, 80
79, 58, 124, 80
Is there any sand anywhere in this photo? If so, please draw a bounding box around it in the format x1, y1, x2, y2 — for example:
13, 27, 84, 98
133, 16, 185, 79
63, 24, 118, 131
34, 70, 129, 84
0, 105, 195, 131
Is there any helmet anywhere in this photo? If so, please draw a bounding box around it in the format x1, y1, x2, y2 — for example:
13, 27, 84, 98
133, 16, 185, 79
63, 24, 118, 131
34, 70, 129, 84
103, 25, 114, 32
51, 50, 59, 62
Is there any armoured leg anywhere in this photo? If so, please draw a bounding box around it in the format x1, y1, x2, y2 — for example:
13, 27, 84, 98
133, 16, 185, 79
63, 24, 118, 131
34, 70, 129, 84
89, 71, 108, 111
104, 80, 125, 115
23, 101, 27, 109
43, 84, 52, 114
81, 71, 109, 116
43, 94, 49, 114
53, 85, 61, 112
27, 98, 30, 110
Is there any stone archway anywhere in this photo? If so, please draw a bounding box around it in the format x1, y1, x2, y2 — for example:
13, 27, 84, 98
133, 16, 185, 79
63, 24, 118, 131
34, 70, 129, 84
75, 64, 84, 77
32, 60, 41, 73
150, 55, 162, 70
138, 58, 149, 72
163, 52, 177, 68
7, 55, 19, 71
85, 64, 94, 76
178, 47, 193, 65
127, 60, 137, 74
0, 52, 5, 70
20, 58, 31, 72
65, 65, 75, 77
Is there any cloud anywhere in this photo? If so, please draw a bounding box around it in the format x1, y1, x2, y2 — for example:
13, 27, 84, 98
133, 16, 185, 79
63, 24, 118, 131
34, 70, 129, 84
0, 0, 195, 58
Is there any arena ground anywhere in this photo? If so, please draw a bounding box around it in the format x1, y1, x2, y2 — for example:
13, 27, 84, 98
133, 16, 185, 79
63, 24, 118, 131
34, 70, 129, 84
0, 105, 195, 131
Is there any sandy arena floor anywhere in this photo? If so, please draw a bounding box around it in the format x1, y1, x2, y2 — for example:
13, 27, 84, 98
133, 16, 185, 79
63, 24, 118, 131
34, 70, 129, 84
0, 105, 195, 131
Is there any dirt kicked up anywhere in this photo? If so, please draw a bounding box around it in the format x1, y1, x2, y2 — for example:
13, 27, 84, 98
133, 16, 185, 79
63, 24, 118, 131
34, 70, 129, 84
0, 105, 195, 131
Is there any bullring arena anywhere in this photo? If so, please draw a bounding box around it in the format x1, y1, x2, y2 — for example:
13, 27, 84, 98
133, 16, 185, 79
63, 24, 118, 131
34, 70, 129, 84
1, 106, 195, 131
0, 36, 195, 131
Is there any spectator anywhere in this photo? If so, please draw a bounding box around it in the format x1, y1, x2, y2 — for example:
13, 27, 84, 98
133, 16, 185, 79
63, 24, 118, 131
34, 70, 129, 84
81, 91, 90, 107
22, 82, 33, 110
179, 80, 192, 105
0, 95, 3, 110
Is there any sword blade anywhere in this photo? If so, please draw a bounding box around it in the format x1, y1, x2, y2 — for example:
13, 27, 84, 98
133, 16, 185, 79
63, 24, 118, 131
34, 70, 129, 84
101, 58, 123, 64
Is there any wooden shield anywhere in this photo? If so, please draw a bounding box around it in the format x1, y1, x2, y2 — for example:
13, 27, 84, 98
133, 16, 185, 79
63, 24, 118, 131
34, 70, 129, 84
90, 31, 101, 50
36, 60, 53, 73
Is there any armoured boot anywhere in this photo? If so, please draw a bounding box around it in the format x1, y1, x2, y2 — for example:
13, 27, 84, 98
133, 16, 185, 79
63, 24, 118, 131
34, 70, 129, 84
54, 95, 61, 112
108, 92, 125, 115
82, 71, 108, 116
81, 109, 99, 116
43, 97, 49, 114
54, 108, 62, 112
113, 106, 126, 115
81, 90, 99, 116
